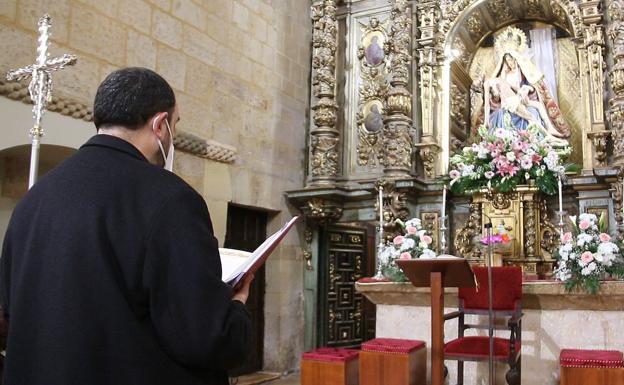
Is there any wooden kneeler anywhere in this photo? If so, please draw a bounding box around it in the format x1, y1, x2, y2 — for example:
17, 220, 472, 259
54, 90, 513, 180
359, 338, 427, 385
301, 347, 359, 385
560, 349, 624, 385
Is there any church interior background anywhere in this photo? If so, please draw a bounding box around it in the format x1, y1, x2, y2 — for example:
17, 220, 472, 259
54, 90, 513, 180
2, 0, 624, 384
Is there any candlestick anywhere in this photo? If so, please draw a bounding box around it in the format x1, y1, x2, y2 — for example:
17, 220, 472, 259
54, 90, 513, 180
440, 185, 447, 253
379, 185, 384, 242
558, 176, 564, 238
441, 185, 447, 221
373, 185, 385, 280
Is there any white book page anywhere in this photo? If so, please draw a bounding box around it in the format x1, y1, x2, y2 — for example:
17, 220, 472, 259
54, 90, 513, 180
219, 248, 251, 282
224, 216, 299, 285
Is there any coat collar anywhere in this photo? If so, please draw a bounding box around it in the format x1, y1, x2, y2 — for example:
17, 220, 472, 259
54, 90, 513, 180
81, 134, 149, 163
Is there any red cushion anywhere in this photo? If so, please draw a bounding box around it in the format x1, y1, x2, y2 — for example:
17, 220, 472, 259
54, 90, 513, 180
444, 336, 520, 360
361, 338, 426, 354
302, 347, 359, 363
560, 349, 624, 368
459, 266, 522, 311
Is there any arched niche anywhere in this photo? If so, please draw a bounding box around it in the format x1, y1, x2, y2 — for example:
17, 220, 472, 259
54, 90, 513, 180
431, 0, 595, 173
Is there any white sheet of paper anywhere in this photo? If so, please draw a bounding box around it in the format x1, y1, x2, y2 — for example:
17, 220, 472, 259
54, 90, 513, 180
219, 248, 251, 282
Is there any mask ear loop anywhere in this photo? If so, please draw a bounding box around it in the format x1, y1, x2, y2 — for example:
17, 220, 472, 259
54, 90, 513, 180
153, 115, 168, 161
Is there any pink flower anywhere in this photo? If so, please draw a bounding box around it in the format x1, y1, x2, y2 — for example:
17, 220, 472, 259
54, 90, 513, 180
581, 251, 594, 264
406, 226, 418, 235
599, 233, 612, 242
579, 220, 590, 230
393, 235, 405, 245
400, 252, 411, 260
422, 235, 433, 245
449, 170, 460, 180
562, 232, 573, 243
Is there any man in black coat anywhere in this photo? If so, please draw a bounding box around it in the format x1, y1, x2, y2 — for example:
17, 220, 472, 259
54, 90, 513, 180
0, 68, 253, 385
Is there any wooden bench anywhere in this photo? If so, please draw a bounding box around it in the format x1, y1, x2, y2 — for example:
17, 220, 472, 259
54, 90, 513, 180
560, 348, 624, 385
301, 347, 359, 385
359, 338, 427, 385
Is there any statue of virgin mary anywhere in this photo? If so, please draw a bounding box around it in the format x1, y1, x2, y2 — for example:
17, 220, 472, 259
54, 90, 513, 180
473, 27, 571, 147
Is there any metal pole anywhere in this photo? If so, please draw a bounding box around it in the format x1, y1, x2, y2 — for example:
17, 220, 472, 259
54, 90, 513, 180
28, 133, 41, 189
485, 221, 494, 385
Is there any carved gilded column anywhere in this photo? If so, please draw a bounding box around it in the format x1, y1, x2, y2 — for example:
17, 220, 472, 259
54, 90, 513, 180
579, 1, 608, 170
415, 1, 442, 179
612, 175, 624, 238
309, 1, 339, 186
607, 0, 624, 166
382, 0, 413, 178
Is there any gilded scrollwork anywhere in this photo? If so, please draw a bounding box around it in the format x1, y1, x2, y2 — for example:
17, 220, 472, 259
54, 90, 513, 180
309, 0, 339, 185
454, 202, 483, 260
524, 200, 537, 258
375, 179, 409, 242
382, 0, 414, 177
612, 175, 624, 239
416, 143, 441, 179
487, 0, 514, 22
587, 131, 610, 167
303, 197, 343, 226
608, 0, 624, 166
450, 83, 467, 128
540, 200, 560, 258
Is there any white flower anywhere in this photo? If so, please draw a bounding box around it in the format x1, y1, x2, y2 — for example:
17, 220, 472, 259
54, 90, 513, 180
419, 249, 437, 259
400, 238, 416, 251
581, 267, 591, 276
579, 213, 598, 223
576, 233, 593, 247
461, 164, 475, 177
484, 171, 495, 179
405, 218, 422, 229
506, 152, 516, 162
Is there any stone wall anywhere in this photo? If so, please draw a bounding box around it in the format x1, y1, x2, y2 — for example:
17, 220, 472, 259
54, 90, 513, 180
0, 0, 310, 373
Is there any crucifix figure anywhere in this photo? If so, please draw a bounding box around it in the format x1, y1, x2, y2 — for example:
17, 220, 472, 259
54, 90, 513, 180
5, 14, 77, 189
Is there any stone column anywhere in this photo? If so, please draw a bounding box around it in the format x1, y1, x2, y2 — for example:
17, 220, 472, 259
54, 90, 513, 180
415, 1, 441, 179
308, 0, 339, 186
607, 0, 624, 167
382, 0, 414, 179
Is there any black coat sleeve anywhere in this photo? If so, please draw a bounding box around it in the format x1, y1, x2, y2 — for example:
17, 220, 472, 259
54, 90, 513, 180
143, 188, 251, 370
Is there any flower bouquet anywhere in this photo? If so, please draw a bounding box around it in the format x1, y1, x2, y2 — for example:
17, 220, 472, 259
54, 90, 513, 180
448, 113, 576, 195
554, 213, 624, 294
378, 218, 435, 282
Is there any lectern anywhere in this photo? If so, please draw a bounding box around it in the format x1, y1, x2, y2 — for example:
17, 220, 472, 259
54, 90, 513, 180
396, 257, 475, 385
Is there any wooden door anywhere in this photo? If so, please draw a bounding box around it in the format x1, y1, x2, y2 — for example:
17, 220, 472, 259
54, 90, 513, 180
224, 204, 267, 376
318, 224, 376, 348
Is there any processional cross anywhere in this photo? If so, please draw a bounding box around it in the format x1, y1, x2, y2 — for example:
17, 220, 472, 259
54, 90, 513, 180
5, 14, 77, 189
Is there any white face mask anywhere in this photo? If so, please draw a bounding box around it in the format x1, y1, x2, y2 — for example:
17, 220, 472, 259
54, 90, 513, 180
153, 117, 174, 172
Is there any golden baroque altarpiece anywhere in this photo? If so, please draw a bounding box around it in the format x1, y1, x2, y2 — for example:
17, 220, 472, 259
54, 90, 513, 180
287, 0, 624, 347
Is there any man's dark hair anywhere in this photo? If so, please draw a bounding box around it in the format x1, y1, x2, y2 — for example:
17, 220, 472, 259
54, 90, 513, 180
93, 67, 175, 129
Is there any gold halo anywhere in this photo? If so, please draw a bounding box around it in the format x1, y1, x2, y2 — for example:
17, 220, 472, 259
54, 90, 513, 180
494, 26, 528, 58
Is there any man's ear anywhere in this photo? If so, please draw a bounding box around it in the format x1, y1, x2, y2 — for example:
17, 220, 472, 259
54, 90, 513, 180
152, 112, 169, 139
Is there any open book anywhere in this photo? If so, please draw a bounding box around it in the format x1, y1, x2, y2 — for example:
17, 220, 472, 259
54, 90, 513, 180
219, 216, 300, 288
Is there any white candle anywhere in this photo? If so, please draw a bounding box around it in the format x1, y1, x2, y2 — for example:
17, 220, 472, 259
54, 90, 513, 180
379, 186, 384, 243
441, 185, 447, 224
558, 176, 563, 222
